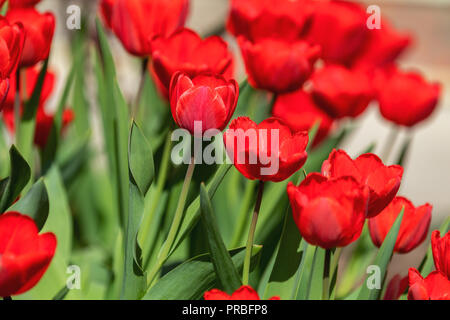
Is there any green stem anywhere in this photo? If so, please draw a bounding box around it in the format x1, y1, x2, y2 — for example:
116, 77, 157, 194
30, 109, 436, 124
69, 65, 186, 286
322, 248, 332, 300
230, 180, 256, 247
146, 157, 195, 287
131, 58, 149, 118
381, 126, 400, 162
140, 131, 172, 269
329, 247, 342, 300
242, 180, 264, 285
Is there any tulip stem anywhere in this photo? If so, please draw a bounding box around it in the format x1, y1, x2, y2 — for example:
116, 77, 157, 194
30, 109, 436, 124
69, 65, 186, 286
381, 126, 400, 162
132, 58, 149, 117
242, 180, 265, 285
230, 179, 256, 247
146, 157, 195, 288
322, 248, 332, 300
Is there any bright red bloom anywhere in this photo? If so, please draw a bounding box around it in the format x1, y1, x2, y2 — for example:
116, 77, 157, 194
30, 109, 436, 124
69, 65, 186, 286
204, 285, 280, 300
310, 64, 374, 119
0, 16, 24, 79
432, 230, 450, 279
2, 68, 74, 149
375, 66, 441, 127
99, 0, 115, 29
272, 89, 333, 147
238, 37, 320, 93
169, 72, 238, 135
306, 0, 367, 65
224, 117, 309, 182
0, 0, 41, 8
6, 8, 55, 68
106, 0, 189, 56
353, 19, 412, 70
368, 196, 432, 253
0, 212, 57, 297
408, 268, 450, 300
287, 173, 366, 249
227, 0, 313, 41
383, 274, 408, 300
149, 28, 234, 97
322, 149, 403, 217
0, 79, 8, 108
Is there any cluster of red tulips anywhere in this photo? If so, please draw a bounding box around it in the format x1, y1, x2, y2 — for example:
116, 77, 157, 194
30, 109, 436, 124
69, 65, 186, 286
0, 0, 448, 301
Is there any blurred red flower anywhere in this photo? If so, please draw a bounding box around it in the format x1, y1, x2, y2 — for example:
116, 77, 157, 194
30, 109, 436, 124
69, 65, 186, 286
0, 0, 41, 8
224, 117, 309, 182
375, 66, 441, 127
0, 212, 56, 297
287, 173, 366, 249
408, 268, 450, 300
204, 285, 279, 300
169, 72, 238, 135
149, 28, 234, 98
322, 149, 403, 217
102, 0, 189, 56
432, 230, 450, 279
6, 8, 55, 67
383, 274, 408, 300
310, 64, 374, 119
368, 196, 431, 253
0, 16, 24, 79
272, 89, 334, 147
239, 37, 320, 93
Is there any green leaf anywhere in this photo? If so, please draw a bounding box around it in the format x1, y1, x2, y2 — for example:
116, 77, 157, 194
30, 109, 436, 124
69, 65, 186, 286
129, 121, 154, 195
200, 183, 241, 293
295, 244, 317, 300
358, 207, 405, 300
144, 245, 262, 300
9, 178, 48, 230
0, 145, 31, 213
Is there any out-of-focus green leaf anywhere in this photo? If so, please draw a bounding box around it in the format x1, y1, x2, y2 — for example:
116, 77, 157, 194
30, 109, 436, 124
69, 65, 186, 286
358, 208, 404, 300
9, 178, 48, 230
200, 183, 241, 293
295, 244, 317, 300
144, 245, 262, 300
309, 247, 325, 299
0, 145, 31, 213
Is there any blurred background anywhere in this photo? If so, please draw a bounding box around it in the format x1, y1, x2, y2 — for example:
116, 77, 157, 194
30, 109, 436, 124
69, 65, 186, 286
39, 0, 449, 277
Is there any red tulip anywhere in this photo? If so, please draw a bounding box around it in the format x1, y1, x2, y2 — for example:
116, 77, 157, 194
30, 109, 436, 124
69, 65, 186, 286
0, 16, 25, 79
353, 20, 412, 70
2, 68, 74, 149
99, 0, 115, 29
0, 212, 57, 297
375, 66, 441, 127
224, 117, 309, 182
149, 28, 234, 97
238, 37, 320, 93
287, 173, 366, 249
227, 0, 313, 41
0, 0, 41, 8
204, 285, 280, 300
0, 79, 8, 108
272, 89, 334, 147
408, 268, 450, 300
306, 0, 367, 65
368, 196, 432, 253
310, 64, 374, 119
6, 8, 55, 68
383, 274, 408, 300
322, 149, 403, 217
106, 0, 189, 56
169, 72, 238, 135
432, 230, 450, 279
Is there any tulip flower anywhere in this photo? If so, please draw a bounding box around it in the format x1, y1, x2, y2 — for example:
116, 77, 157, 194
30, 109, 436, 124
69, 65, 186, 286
432, 230, 450, 279
104, 0, 189, 56
0, 16, 24, 79
0, 212, 57, 297
408, 268, 450, 300
353, 20, 412, 70
150, 28, 234, 97
238, 37, 321, 93
310, 64, 374, 119
322, 149, 403, 217
368, 196, 432, 253
375, 66, 441, 127
99, 0, 115, 29
227, 0, 313, 41
6, 8, 55, 67
383, 274, 408, 300
287, 173, 366, 249
224, 117, 309, 182
306, 0, 368, 65
272, 89, 334, 147
2, 68, 74, 149
204, 285, 280, 300
169, 72, 238, 135
0, 0, 41, 8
